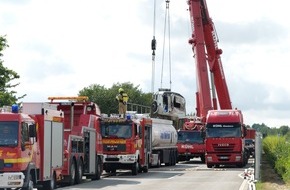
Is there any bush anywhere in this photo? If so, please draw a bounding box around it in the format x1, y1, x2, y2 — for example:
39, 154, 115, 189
263, 135, 290, 183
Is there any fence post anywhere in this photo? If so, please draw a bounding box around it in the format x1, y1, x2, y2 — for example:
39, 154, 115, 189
254, 132, 262, 181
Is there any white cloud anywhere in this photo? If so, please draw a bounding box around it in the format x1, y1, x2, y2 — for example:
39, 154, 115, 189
1, 0, 290, 128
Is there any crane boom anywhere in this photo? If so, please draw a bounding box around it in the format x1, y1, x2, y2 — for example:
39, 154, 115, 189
188, 0, 232, 121
187, 0, 248, 168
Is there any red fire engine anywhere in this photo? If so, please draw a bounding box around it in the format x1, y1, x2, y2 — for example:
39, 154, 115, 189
177, 117, 205, 163
0, 103, 64, 190
47, 96, 103, 184
101, 114, 152, 175
101, 112, 178, 175
0, 96, 103, 190
187, 0, 248, 168
245, 128, 256, 157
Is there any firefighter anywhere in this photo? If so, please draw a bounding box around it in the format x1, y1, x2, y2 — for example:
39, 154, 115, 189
116, 88, 129, 117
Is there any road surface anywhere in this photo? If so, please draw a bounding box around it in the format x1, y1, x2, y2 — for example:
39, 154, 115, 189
57, 158, 253, 190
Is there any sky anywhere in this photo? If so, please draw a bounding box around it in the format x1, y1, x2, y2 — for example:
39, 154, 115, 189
0, 0, 290, 128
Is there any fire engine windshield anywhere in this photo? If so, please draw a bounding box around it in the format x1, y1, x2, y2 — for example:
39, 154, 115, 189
178, 131, 203, 144
101, 124, 132, 139
206, 123, 242, 138
0, 121, 18, 146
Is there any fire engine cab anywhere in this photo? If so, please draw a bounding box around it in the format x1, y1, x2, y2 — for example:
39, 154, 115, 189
101, 113, 152, 175
0, 103, 64, 190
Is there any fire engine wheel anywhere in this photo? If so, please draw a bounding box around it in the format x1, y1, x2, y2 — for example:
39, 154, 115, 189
22, 173, 34, 190
91, 156, 102, 180
207, 164, 213, 168
201, 156, 205, 163
42, 172, 56, 190
143, 165, 148, 173
75, 160, 83, 184
157, 154, 161, 168
69, 160, 77, 185
131, 162, 139, 176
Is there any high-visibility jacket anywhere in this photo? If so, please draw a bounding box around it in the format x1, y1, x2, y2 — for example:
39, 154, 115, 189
116, 92, 129, 103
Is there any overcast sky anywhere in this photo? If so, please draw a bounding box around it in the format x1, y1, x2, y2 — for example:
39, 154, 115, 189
1, 0, 289, 128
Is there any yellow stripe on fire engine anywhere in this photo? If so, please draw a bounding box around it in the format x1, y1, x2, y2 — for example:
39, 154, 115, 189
102, 139, 126, 144
5, 157, 32, 163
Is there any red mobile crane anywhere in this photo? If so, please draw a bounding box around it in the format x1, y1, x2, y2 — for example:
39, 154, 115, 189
187, 0, 248, 168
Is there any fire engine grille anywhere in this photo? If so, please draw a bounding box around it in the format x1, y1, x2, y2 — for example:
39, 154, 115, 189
212, 143, 235, 152
105, 157, 119, 161
103, 144, 126, 152
0, 159, 4, 169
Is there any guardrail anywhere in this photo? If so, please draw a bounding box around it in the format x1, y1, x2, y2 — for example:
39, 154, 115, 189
127, 103, 151, 114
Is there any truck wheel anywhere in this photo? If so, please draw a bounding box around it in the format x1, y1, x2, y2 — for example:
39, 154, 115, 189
207, 164, 213, 168
42, 172, 56, 190
69, 160, 77, 185
132, 162, 139, 175
143, 166, 148, 173
91, 156, 102, 180
22, 173, 34, 190
201, 156, 205, 163
157, 154, 161, 168
152, 101, 158, 114
75, 159, 83, 184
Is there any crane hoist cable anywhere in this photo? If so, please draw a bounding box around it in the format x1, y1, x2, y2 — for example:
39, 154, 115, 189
151, 0, 157, 93
160, 0, 172, 90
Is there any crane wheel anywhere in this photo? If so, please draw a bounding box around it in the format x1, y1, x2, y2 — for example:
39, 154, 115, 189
152, 101, 158, 113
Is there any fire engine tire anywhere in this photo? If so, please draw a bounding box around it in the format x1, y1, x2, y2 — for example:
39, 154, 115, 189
132, 162, 139, 175
207, 164, 213, 168
22, 173, 34, 190
201, 156, 205, 163
173, 153, 177, 166
42, 172, 56, 190
143, 166, 148, 173
152, 101, 158, 114
69, 160, 77, 185
156, 154, 161, 168
91, 156, 102, 180
75, 159, 83, 184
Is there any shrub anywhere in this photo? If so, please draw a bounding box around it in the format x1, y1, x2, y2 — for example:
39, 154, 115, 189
263, 135, 290, 183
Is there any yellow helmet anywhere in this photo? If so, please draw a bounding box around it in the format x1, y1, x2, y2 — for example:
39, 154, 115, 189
119, 88, 124, 93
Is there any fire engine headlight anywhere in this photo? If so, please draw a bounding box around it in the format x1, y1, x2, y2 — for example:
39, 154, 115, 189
235, 156, 241, 161
123, 155, 136, 161
8, 174, 23, 180
207, 156, 212, 162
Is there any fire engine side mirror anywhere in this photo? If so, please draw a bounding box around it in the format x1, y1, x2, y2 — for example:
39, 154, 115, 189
29, 124, 37, 143
138, 125, 142, 138
29, 124, 37, 138
243, 125, 247, 137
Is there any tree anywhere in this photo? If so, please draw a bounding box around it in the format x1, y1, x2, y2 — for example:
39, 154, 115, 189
279, 125, 289, 136
0, 35, 26, 107
78, 82, 152, 114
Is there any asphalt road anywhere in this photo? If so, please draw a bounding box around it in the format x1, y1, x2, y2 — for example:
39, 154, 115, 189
57, 158, 253, 190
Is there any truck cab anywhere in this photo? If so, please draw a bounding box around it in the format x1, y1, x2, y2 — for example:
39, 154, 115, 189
101, 113, 152, 175
205, 109, 248, 168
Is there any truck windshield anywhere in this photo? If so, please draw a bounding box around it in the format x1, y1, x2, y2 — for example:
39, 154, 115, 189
101, 124, 132, 139
178, 131, 203, 144
206, 123, 241, 138
0, 121, 18, 146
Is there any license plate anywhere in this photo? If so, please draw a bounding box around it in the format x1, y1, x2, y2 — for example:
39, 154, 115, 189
107, 155, 117, 158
